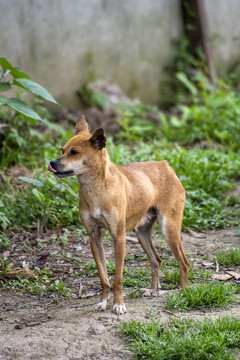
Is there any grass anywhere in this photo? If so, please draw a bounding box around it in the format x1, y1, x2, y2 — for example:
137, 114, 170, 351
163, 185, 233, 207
119, 316, 240, 360
216, 248, 240, 266
166, 282, 240, 312
0, 271, 72, 297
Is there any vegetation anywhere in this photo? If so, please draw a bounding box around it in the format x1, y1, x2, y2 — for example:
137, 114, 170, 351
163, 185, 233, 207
166, 282, 240, 312
119, 316, 240, 359
216, 248, 240, 266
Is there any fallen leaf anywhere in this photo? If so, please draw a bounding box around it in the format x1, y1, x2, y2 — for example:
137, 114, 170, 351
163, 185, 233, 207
202, 260, 215, 268
187, 228, 206, 238
0, 250, 10, 258
226, 271, 240, 280
211, 273, 233, 281
36, 254, 49, 267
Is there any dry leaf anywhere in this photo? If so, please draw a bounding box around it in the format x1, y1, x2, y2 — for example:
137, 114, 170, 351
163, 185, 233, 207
202, 260, 215, 268
211, 273, 233, 281
0, 250, 10, 258
187, 228, 206, 238
36, 254, 49, 267
226, 271, 240, 280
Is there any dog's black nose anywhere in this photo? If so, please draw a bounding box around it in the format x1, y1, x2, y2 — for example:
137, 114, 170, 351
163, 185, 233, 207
50, 160, 57, 170
48, 160, 58, 174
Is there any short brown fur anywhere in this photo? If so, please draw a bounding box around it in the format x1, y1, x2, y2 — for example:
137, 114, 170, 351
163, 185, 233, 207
49, 115, 190, 315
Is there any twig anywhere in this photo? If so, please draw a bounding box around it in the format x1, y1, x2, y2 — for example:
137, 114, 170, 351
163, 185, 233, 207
162, 309, 180, 318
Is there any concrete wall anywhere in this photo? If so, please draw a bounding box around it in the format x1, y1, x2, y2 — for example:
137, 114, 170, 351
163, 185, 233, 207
0, 0, 182, 106
205, 0, 240, 74
0, 0, 240, 107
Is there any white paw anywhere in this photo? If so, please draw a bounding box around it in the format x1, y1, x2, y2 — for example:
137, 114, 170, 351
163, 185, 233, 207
113, 303, 127, 315
141, 288, 162, 297
92, 298, 108, 312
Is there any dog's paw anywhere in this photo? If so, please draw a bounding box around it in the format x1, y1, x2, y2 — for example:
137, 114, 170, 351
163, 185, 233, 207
92, 298, 108, 312
113, 303, 127, 315
141, 288, 162, 297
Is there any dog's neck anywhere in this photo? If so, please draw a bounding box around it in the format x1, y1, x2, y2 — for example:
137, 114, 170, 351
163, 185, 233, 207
77, 148, 110, 186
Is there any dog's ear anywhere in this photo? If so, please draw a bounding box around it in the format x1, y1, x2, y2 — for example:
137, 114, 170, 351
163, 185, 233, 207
75, 115, 90, 135
89, 128, 107, 150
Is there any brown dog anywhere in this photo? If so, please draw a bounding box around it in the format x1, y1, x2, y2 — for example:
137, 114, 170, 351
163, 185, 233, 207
48, 115, 189, 315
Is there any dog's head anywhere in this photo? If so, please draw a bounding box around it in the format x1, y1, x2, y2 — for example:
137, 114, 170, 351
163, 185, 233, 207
48, 115, 107, 178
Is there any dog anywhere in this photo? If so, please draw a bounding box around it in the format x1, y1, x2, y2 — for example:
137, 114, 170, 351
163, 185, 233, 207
48, 115, 190, 315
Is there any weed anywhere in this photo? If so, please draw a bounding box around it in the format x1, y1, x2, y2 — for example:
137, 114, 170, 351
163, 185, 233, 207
166, 281, 240, 312
123, 268, 151, 289
119, 316, 240, 359
216, 248, 240, 266
82, 260, 117, 277
160, 73, 240, 151
0, 232, 10, 250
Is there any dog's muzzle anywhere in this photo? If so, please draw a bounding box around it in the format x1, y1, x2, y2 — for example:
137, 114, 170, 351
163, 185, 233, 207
48, 160, 74, 178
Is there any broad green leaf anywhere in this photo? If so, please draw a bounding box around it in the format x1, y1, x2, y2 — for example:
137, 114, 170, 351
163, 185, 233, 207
0, 94, 8, 106
6, 98, 41, 120
15, 78, 57, 104
32, 188, 44, 202
170, 115, 182, 128
0, 82, 11, 92
176, 72, 198, 96
0, 57, 31, 79
19, 176, 44, 187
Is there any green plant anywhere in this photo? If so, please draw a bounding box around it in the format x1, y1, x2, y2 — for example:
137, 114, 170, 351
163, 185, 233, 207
115, 102, 161, 141
119, 316, 240, 359
166, 281, 239, 312
0, 232, 10, 250
82, 260, 117, 277
216, 248, 240, 266
0, 57, 58, 169
123, 268, 151, 289
0, 173, 80, 230
160, 73, 240, 150
0, 57, 57, 120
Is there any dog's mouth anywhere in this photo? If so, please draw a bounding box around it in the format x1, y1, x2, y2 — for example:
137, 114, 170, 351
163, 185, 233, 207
48, 164, 74, 178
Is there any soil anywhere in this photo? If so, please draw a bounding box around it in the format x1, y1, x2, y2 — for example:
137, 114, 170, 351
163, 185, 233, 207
1, 225, 240, 360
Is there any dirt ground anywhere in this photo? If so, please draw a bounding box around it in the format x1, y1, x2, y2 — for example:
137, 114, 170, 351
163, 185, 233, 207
1, 225, 240, 360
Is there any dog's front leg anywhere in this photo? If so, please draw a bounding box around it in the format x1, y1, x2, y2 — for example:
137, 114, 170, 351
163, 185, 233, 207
112, 231, 127, 315
87, 225, 110, 312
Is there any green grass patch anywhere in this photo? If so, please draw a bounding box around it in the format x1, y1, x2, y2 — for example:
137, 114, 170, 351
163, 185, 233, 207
0, 273, 72, 297
216, 248, 240, 266
166, 282, 240, 312
119, 316, 240, 360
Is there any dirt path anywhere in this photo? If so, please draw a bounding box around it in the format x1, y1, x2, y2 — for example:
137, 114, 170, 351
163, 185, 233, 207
1, 227, 240, 360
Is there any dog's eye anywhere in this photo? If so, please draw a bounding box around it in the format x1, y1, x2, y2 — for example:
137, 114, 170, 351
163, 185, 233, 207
70, 149, 79, 156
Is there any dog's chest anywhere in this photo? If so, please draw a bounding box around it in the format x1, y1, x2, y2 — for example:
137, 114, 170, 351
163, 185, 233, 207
81, 206, 108, 227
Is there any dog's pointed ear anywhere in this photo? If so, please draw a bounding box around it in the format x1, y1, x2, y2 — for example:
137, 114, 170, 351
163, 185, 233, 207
89, 128, 107, 150
75, 115, 90, 135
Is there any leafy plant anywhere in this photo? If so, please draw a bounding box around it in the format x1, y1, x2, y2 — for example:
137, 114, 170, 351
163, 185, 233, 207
0, 58, 59, 169
115, 102, 161, 141
160, 73, 240, 150
0, 57, 57, 119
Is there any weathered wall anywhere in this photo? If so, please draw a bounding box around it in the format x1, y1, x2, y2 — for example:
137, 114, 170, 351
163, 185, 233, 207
205, 0, 240, 74
0, 0, 240, 107
0, 0, 182, 106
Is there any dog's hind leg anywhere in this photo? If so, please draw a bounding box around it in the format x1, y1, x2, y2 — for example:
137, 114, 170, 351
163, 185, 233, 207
135, 208, 162, 296
87, 225, 110, 311
159, 215, 189, 288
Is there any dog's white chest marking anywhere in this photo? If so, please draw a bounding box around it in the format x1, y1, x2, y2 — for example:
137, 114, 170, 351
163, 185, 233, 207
91, 207, 102, 219
82, 207, 109, 229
